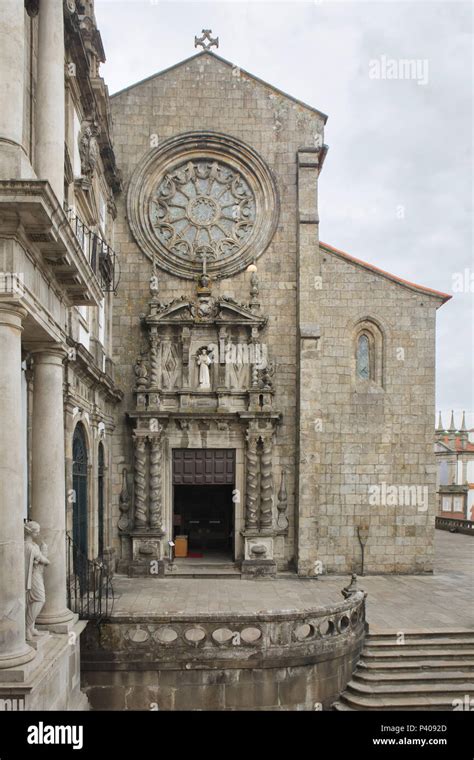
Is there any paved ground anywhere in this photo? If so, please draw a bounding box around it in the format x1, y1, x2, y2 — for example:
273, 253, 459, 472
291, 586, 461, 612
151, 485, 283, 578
112, 531, 473, 630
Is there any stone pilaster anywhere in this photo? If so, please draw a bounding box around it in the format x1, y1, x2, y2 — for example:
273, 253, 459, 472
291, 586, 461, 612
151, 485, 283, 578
0, 304, 35, 669
296, 146, 323, 575
30, 346, 74, 627
35, 0, 65, 204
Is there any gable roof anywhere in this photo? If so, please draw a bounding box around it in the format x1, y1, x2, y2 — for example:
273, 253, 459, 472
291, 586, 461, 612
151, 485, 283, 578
111, 50, 328, 123
320, 242, 452, 305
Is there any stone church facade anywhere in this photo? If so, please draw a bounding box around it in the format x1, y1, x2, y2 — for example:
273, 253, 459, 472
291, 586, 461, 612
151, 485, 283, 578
0, 0, 450, 710
110, 50, 449, 578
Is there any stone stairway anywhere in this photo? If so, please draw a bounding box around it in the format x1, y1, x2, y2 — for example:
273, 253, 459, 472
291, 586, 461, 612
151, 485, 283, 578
164, 561, 242, 579
333, 630, 474, 710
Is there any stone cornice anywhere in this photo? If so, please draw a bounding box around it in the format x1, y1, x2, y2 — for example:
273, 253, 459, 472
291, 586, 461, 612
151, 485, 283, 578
66, 340, 123, 404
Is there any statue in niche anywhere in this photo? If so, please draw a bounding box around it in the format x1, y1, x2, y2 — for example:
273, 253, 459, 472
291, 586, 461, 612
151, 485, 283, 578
24, 521, 50, 641
78, 120, 100, 180
197, 347, 212, 389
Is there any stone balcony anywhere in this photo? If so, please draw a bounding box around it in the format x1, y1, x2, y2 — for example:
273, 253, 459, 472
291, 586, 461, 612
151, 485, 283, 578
0, 180, 111, 307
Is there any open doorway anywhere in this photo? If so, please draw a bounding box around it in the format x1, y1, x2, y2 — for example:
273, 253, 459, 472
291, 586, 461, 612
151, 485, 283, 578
173, 484, 234, 560
172, 448, 236, 562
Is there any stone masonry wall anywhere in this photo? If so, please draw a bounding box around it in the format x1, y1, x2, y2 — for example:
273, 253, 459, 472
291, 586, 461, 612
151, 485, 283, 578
305, 247, 442, 574
109, 52, 325, 567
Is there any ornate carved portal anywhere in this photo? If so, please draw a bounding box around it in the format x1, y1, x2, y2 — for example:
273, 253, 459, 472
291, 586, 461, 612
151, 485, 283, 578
121, 267, 281, 576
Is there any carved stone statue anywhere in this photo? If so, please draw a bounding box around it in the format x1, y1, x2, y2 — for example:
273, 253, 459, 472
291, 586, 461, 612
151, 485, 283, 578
24, 521, 50, 641
258, 361, 274, 390
78, 120, 100, 179
134, 357, 148, 390
197, 347, 212, 389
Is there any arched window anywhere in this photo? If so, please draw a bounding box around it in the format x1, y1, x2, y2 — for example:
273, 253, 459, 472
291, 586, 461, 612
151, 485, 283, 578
356, 334, 370, 379
98, 442, 105, 558
72, 423, 88, 560
354, 319, 384, 386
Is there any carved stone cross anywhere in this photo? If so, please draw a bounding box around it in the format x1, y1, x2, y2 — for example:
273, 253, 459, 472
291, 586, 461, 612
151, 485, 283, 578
194, 29, 219, 51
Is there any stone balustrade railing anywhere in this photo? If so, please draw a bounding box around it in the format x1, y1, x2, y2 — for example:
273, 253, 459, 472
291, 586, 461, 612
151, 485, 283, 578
435, 516, 474, 536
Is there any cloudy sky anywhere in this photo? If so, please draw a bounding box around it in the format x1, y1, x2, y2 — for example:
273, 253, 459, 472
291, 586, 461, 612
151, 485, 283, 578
95, 0, 473, 428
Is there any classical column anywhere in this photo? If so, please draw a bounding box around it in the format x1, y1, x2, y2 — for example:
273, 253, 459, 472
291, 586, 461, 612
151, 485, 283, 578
0, 304, 35, 668
133, 434, 147, 527
260, 431, 274, 529
30, 346, 74, 627
149, 433, 163, 530
35, 0, 65, 204
0, 0, 34, 178
245, 428, 259, 529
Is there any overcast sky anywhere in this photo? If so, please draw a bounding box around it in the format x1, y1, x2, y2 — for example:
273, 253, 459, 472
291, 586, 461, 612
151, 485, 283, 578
95, 0, 473, 428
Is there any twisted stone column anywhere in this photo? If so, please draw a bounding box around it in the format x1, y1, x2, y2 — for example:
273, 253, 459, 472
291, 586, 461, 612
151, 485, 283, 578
245, 430, 259, 529
133, 435, 147, 527
149, 334, 160, 388
149, 433, 163, 530
260, 431, 274, 529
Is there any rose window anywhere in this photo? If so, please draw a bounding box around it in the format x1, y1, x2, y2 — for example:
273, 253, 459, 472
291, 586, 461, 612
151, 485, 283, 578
127, 132, 278, 279
149, 159, 256, 263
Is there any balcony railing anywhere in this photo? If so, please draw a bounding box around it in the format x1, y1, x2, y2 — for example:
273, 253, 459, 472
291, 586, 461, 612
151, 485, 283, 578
66, 208, 120, 294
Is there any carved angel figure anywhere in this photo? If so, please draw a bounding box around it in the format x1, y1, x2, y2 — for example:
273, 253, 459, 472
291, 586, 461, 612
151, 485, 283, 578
24, 521, 50, 641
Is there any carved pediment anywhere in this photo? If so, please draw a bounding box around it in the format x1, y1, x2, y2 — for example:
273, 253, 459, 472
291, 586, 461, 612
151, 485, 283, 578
146, 295, 266, 328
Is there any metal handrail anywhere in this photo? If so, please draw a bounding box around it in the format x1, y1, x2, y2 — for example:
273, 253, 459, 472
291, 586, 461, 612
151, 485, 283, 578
66, 532, 114, 623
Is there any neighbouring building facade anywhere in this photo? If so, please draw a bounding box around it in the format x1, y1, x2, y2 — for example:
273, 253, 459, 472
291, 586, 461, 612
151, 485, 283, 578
0, 0, 451, 711
436, 412, 474, 521
0, 0, 121, 708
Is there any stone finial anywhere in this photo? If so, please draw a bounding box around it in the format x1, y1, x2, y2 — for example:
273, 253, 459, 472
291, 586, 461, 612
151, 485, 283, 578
460, 411, 467, 431
449, 410, 457, 432
436, 411, 444, 432
24, 521, 50, 642
194, 29, 219, 51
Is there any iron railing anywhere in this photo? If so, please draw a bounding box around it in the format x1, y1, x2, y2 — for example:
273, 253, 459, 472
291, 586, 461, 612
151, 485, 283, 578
66, 208, 120, 293
66, 532, 114, 622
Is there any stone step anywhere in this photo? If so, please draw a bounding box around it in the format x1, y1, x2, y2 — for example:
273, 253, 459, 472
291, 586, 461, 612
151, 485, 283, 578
366, 637, 474, 648
346, 679, 474, 696
334, 694, 461, 711
358, 658, 474, 671
363, 647, 474, 659
354, 668, 474, 683
368, 631, 474, 639
165, 565, 242, 579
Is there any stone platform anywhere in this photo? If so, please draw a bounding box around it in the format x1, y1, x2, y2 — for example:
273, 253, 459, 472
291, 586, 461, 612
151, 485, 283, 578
81, 531, 473, 710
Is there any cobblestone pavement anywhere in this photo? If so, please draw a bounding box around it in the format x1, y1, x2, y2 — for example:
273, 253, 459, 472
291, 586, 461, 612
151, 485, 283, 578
111, 531, 473, 630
